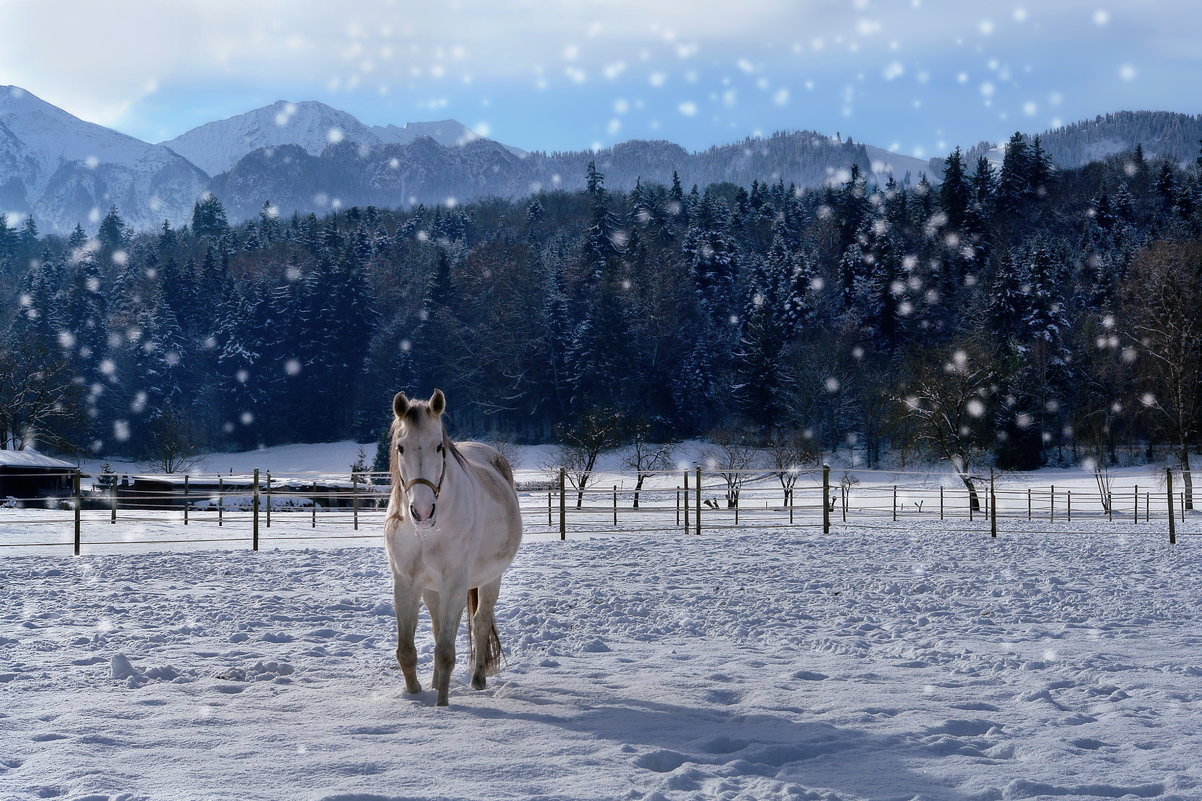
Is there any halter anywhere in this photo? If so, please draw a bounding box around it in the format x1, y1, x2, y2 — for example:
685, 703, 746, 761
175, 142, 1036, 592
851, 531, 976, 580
398, 440, 449, 500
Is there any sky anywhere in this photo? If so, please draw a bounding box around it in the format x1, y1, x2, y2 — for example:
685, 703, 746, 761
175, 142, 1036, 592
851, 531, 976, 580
1, 0, 1199, 158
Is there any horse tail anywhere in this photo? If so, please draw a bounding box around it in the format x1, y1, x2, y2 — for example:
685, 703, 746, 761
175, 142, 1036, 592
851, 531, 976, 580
466, 587, 505, 676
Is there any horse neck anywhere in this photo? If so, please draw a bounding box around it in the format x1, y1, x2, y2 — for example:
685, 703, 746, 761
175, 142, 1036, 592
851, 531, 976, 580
438, 434, 473, 503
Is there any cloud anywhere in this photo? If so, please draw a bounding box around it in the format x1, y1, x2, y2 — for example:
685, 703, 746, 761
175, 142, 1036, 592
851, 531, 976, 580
1, 0, 1197, 153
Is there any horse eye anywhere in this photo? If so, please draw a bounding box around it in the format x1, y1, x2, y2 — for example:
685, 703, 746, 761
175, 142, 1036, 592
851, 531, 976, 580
436, 444, 444, 453
397, 444, 405, 454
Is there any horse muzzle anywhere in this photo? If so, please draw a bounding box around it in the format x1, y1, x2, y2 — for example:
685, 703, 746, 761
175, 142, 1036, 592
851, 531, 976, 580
410, 502, 437, 526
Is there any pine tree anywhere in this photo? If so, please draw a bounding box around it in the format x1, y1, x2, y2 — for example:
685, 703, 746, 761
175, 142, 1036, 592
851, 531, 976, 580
997, 132, 1031, 213
939, 147, 972, 229
192, 194, 230, 239
971, 156, 995, 205
579, 162, 624, 283
734, 235, 811, 427
97, 206, 129, 252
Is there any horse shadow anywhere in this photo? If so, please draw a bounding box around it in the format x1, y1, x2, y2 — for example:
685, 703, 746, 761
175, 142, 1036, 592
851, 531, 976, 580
459, 682, 975, 801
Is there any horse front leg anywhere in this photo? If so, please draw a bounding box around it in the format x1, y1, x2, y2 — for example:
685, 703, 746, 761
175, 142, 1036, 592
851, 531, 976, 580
425, 587, 466, 707
393, 581, 422, 695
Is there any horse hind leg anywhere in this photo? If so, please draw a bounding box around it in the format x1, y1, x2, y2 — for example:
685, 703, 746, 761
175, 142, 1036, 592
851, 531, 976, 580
468, 577, 504, 691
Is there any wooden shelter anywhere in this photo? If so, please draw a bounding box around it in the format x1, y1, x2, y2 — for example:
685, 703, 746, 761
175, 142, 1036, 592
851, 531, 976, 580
0, 449, 80, 507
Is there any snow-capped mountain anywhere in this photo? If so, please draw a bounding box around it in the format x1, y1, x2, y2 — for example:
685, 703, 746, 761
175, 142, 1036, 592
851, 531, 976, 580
0, 85, 208, 235
962, 111, 1202, 172
207, 131, 897, 222
7, 85, 1199, 236
161, 100, 384, 176
160, 101, 507, 177
372, 119, 525, 155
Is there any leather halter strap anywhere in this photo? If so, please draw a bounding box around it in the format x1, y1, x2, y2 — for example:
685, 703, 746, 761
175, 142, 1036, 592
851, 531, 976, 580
399, 442, 449, 499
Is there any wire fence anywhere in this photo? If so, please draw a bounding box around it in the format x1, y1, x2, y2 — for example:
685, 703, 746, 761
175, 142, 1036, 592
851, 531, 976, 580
0, 464, 1198, 555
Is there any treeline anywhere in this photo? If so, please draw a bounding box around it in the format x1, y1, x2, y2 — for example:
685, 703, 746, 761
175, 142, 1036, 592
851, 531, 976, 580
1, 133, 1201, 490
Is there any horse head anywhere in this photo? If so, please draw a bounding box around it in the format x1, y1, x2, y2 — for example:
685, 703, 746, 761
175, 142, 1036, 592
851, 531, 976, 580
392, 389, 449, 526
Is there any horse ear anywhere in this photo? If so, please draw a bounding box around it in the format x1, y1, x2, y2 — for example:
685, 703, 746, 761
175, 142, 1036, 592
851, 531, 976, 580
393, 392, 410, 419
430, 389, 446, 417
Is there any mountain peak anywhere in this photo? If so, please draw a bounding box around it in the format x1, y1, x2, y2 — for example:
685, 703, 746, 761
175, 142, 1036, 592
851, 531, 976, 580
159, 101, 507, 174
0, 85, 206, 234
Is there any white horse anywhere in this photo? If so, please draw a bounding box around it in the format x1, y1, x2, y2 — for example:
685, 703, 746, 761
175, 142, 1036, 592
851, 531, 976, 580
384, 389, 523, 706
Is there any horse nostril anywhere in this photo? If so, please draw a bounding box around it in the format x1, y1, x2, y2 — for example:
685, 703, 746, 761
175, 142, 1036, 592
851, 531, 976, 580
410, 504, 420, 521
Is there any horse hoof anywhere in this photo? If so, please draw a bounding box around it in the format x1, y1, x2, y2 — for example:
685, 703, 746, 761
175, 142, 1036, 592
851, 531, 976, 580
436, 696, 449, 707
471, 674, 487, 690
404, 682, 422, 695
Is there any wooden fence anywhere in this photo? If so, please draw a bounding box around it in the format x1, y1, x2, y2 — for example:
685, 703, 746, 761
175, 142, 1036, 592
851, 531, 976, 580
0, 465, 1197, 554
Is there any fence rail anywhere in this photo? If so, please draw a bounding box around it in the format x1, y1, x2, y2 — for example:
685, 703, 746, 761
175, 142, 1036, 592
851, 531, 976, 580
0, 465, 1198, 554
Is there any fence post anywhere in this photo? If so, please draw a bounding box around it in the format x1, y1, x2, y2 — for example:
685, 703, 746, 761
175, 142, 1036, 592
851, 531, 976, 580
695, 467, 702, 536
1107, 492, 1113, 523
990, 469, 997, 538
822, 464, 830, 534
109, 473, 116, 524
184, 475, 189, 525
1027, 487, 1031, 520
683, 472, 690, 535
252, 468, 260, 551
1134, 484, 1139, 523
1050, 485, 1055, 523
1067, 489, 1072, 522
842, 485, 847, 522
73, 471, 81, 556
676, 487, 681, 527
352, 473, 359, 531
266, 471, 272, 528
789, 488, 794, 525
1167, 468, 1176, 544
892, 485, 897, 522
558, 468, 566, 541
613, 485, 618, 527
969, 483, 974, 522
312, 482, 318, 528
218, 476, 224, 527
548, 491, 553, 527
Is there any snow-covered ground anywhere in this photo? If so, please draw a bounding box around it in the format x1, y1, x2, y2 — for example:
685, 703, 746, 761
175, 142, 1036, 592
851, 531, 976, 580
3, 522, 1201, 801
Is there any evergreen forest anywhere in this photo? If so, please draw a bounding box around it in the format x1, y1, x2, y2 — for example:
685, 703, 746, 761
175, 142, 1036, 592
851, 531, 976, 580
2, 133, 1202, 486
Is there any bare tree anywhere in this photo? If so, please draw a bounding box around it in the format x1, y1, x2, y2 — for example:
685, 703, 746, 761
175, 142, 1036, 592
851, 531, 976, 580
893, 340, 997, 511
701, 429, 760, 508
138, 406, 204, 474
0, 332, 86, 452
621, 422, 676, 508
548, 409, 629, 508
1120, 240, 1202, 509
484, 433, 523, 473
765, 429, 818, 506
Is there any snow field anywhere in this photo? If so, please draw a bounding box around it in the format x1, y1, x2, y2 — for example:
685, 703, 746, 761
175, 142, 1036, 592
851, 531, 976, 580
3, 524, 1201, 801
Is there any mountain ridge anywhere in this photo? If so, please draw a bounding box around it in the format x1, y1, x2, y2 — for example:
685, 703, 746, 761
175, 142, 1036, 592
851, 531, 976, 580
3, 85, 1199, 235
